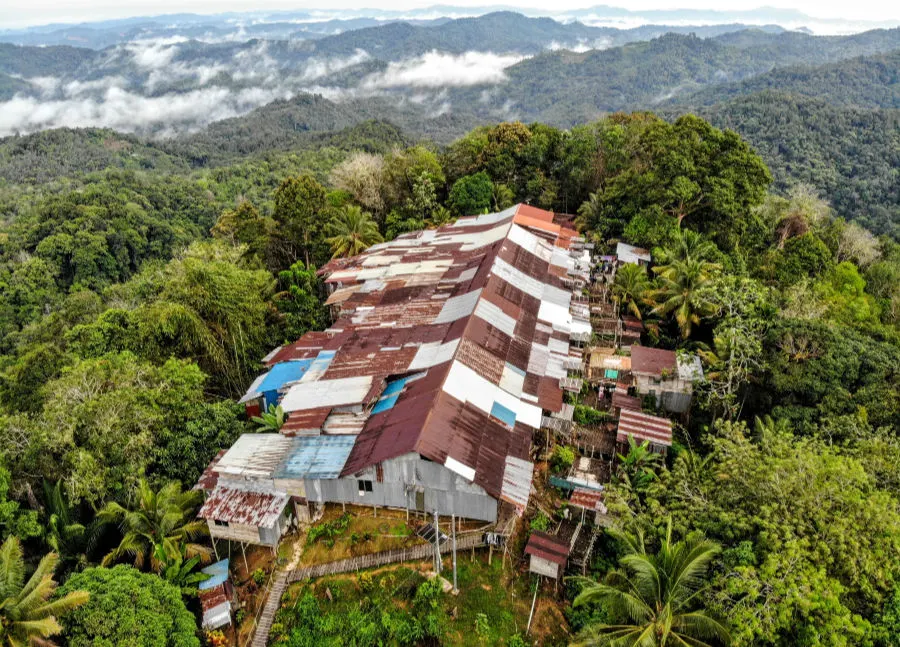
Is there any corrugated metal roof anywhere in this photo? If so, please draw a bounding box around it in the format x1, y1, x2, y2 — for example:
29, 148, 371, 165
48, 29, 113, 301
274, 435, 355, 480
525, 531, 570, 565
281, 375, 374, 411
570, 487, 605, 512
214, 434, 293, 480
197, 486, 289, 528
227, 205, 588, 512
630, 346, 677, 377
617, 409, 673, 447
500, 456, 534, 513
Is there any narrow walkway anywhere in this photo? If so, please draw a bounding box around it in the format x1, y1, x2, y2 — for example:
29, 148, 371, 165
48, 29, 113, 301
250, 572, 287, 647
248, 536, 305, 647
288, 532, 486, 582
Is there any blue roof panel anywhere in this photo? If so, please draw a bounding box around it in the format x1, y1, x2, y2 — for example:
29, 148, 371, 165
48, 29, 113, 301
258, 360, 312, 393
275, 436, 356, 481
490, 401, 517, 427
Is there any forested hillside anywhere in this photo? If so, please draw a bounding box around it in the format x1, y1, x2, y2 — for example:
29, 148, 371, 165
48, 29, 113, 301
676, 50, 900, 108
0, 112, 898, 646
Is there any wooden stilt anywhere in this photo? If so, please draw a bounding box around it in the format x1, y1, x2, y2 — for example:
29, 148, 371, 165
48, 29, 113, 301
212, 537, 219, 561
241, 541, 249, 573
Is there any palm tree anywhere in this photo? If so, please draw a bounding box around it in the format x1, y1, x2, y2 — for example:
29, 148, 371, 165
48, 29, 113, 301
251, 403, 286, 432
612, 264, 650, 319
325, 205, 383, 259
41, 480, 89, 574
572, 520, 730, 647
650, 257, 719, 339
97, 479, 211, 573
656, 229, 719, 266
0, 536, 89, 646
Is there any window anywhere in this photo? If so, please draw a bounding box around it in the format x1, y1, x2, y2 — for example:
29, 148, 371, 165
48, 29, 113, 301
358, 479, 373, 495
213, 519, 229, 528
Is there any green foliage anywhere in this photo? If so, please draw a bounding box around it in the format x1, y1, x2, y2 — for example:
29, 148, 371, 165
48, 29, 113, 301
571, 520, 729, 647
550, 445, 576, 474
272, 569, 446, 647
325, 204, 383, 259
0, 466, 40, 543
307, 513, 352, 547
574, 404, 611, 426
97, 478, 210, 573
16, 353, 208, 504
625, 420, 900, 646
530, 513, 550, 532
275, 261, 328, 342
0, 535, 89, 646
58, 564, 200, 647
252, 403, 286, 432
448, 172, 494, 215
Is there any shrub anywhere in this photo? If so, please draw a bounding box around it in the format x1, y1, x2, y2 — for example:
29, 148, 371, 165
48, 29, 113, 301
550, 445, 576, 474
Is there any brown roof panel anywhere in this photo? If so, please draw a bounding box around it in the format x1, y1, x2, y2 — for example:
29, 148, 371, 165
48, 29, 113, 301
630, 346, 677, 377
525, 531, 570, 565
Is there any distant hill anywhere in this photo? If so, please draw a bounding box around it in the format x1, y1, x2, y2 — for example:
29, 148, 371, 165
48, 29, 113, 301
445, 30, 900, 123
673, 50, 900, 109
681, 91, 900, 237
0, 128, 189, 183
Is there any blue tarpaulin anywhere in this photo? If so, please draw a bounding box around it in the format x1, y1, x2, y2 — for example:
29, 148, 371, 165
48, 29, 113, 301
199, 559, 229, 590
260, 360, 313, 409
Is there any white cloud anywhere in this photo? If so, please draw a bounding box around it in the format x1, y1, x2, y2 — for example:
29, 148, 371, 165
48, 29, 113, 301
546, 38, 612, 52
124, 36, 188, 69
0, 84, 292, 136
300, 49, 370, 81
360, 51, 525, 89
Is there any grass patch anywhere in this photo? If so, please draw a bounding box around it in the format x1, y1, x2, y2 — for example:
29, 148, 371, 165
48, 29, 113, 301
298, 506, 424, 567
273, 550, 570, 646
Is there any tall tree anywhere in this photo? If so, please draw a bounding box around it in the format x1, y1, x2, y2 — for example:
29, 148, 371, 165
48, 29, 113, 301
325, 205, 383, 259
97, 479, 210, 573
0, 536, 89, 647
272, 175, 329, 268
572, 520, 730, 647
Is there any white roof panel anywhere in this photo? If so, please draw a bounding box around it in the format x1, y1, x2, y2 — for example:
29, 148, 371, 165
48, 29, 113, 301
281, 376, 374, 412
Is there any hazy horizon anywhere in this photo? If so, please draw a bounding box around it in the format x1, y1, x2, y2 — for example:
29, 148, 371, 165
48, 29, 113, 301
2, 2, 899, 31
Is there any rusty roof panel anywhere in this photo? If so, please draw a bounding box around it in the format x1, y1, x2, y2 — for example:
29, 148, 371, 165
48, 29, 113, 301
617, 409, 673, 447
197, 486, 289, 528
525, 531, 570, 565
630, 346, 677, 376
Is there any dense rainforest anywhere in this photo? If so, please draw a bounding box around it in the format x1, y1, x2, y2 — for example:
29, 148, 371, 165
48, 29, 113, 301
0, 107, 898, 646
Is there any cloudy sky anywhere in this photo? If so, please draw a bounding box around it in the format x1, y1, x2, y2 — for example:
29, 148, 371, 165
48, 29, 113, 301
1, 0, 898, 28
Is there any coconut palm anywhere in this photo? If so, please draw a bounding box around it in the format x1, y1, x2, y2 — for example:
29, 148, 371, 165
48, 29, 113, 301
325, 205, 383, 259
612, 264, 650, 319
656, 229, 719, 266
97, 479, 210, 573
572, 520, 730, 647
650, 257, 719, 339
0, 536, 89, 647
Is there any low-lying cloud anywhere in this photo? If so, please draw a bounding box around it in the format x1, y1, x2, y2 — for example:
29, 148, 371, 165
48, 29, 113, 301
0, 85, 292, 137
361, 51, 524, 89
1, 44, 527, 137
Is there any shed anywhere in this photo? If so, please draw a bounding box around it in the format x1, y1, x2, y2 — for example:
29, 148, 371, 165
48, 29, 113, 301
524, 531, 570, 579
198, 559, 233, 630
630, 347, 701, 414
